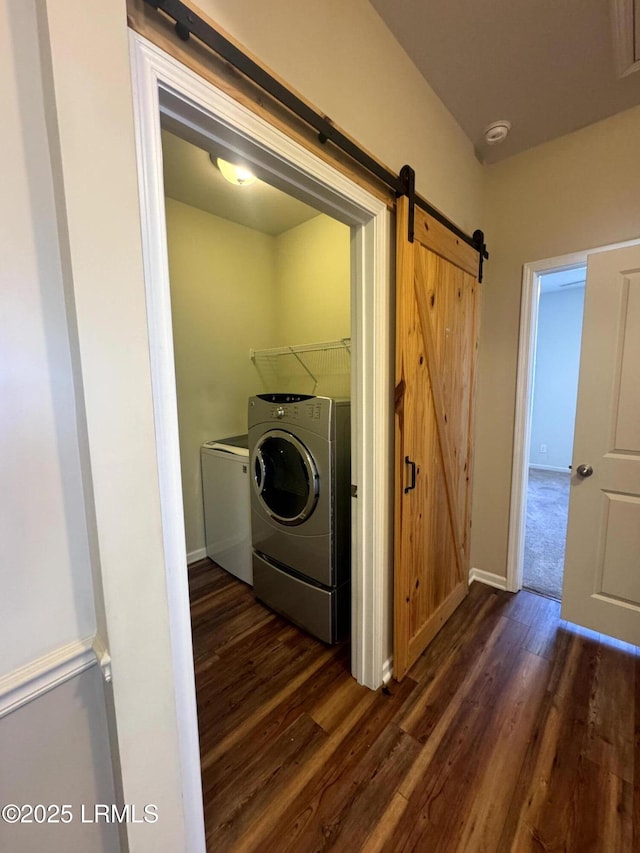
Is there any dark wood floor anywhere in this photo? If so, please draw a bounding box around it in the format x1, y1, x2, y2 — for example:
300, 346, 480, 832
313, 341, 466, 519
189, 558, 639, 852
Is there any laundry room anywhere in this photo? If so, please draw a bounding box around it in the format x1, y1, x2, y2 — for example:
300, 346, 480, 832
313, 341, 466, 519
160, 128, 352, 608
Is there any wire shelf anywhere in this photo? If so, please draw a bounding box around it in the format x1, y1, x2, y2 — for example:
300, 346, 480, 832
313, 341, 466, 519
250, 338, 351, 396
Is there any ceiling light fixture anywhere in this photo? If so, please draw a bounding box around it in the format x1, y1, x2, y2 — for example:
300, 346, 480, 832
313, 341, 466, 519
483, 120, 512, 146
213, 155, 257, 187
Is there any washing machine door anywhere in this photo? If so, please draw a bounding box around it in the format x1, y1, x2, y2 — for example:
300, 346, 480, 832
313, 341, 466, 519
253, 429, 319, 526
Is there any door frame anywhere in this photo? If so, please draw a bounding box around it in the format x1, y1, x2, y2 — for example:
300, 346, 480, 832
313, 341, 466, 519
506, 239, 640, 593
129, 30, 392, 843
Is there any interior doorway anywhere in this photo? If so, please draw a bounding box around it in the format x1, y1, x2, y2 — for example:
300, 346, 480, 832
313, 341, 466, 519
508, 252, 588, 596
507, 239, 640, 597
130, 33, 391, 845
160, 128, 352, 570
522, 267, 586, 599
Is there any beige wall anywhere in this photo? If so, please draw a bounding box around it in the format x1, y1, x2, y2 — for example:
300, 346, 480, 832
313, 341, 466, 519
472, 105, 640, 579
198, 0, 485, 235
0, 668, 119, 853
273, 215, 351, 400
0, 0, 537, 845
275, 215, 351, 343
166, 200, 351, 556
166, 198, 276, 555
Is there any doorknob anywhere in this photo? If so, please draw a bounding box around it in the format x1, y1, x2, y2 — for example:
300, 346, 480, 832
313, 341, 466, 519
576, 464, 594, 478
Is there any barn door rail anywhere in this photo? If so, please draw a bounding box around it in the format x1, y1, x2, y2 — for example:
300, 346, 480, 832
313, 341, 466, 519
143, 0, 489, 280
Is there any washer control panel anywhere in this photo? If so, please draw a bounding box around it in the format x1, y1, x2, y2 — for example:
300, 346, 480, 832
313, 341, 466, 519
259, 394, 313, 404
252, 393, 325, 423
249, 394, 342, 436
268, 401, 325, 421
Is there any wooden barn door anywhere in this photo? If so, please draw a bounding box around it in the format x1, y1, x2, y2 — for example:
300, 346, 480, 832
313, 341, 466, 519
394, 196, 481, 680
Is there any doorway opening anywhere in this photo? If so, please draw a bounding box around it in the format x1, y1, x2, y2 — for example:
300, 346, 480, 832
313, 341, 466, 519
507, 249, 592, 596
162, 120, 352, 664
522, 267, 586, 599
130, 33, 391, 845
161, 127, 352, 572
507, 239, 639, 598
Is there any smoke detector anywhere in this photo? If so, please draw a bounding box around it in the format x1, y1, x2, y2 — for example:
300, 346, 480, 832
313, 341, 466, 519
483, 120, 512, 145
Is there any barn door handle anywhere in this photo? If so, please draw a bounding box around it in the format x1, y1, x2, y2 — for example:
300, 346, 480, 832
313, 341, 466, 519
404, 456, 417, 493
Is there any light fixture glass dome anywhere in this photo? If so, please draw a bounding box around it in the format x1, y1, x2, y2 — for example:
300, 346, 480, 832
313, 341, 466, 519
216, 157, 257, 186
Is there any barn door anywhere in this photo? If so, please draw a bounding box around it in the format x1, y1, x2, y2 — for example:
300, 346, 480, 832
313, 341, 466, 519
394, 196, 480, 680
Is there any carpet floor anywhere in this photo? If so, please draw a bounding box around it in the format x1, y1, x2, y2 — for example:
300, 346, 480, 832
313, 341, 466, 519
523, 468, 570, 600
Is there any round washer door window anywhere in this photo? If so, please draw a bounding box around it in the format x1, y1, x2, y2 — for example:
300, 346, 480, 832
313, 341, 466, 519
253, 429, 319, 525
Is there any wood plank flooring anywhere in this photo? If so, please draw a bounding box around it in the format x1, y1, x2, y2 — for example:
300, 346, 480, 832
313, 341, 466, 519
189, 559, 639, 852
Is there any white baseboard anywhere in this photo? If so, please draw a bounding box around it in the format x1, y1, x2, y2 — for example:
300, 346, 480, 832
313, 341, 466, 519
0, 637, 98, 719
187, 547, 207, 565
529, 464, 570, 473
381, 656, 393, 685
469, 568, 508, 591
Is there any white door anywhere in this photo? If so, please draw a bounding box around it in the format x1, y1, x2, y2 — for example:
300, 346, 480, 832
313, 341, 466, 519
562, 243, 640, 642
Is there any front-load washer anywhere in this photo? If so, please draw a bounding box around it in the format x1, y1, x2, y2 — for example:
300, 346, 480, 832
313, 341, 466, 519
248, 394, 350, 643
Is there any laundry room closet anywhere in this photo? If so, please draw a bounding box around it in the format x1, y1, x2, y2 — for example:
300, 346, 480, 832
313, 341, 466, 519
160, 129, 352, 572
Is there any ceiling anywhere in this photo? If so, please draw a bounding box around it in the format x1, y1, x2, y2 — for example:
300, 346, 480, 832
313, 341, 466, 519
370, 0, 640, 163
540, 267, 586, 293
161, 130, 321, 235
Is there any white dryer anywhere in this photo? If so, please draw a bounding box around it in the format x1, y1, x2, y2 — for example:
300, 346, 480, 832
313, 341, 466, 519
201, 435, 252, 585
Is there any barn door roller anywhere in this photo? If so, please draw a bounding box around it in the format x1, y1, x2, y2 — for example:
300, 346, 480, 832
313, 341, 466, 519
398, 165, 416, 244
143, 0, 489, 280
396, 163, 488, 280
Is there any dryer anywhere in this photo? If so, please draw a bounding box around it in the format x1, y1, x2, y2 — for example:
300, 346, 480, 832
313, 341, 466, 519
201, 435, 252, 584
248, 394, 350, 643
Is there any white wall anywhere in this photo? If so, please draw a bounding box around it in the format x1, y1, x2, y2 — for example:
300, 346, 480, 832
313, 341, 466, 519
1, 4, 117, 849
36, 1, 191, 848
0, 0, 96, 678
472, 104, 640, 580
529, 287, 585, 470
